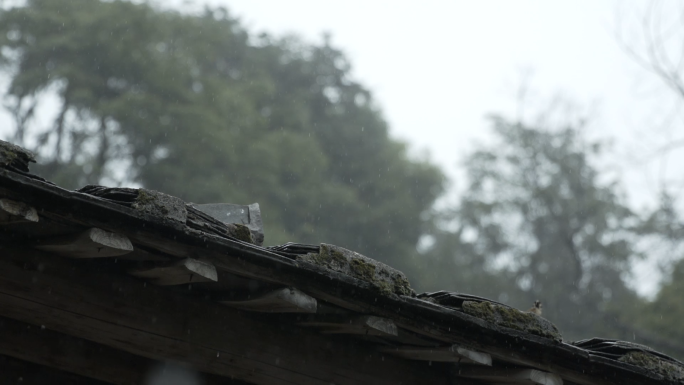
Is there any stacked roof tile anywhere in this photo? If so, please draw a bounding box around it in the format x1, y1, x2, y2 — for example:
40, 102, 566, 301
0, 139, 681, 385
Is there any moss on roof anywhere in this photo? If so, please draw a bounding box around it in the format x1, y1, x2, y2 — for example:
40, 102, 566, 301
297, 244, 414, 297
619, 351, 684, 381
462, 300, 562, 342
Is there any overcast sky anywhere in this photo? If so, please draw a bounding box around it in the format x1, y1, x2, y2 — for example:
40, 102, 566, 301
172, 0, 682, 295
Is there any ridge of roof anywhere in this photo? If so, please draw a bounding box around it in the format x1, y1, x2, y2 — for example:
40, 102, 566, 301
0, 139, 681, 385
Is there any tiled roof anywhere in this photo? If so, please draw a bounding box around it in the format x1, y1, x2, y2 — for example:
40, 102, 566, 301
0, 139, 682, 385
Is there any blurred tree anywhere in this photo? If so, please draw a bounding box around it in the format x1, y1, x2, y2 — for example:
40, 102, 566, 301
624, 193, 684, 359
0, 0, 444, 274
637, 258, 684, 357
420, 115, 643, 341
613, 2, 684, 358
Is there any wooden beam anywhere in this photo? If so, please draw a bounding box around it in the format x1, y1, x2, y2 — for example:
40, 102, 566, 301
0, 247, 450, 385
0, 354, 109, 385
116, 247, 170, 262
0, 316, 245, 385
0, 315, 149, 385
219, 287, 317, 313
0, 198, 38, 224
456, 366, 563, 385
299, 315, 398, 337
381, 345, 492, 365
380, 327, 444, 347
128, 258, 218, 285
34, 228, 133, 258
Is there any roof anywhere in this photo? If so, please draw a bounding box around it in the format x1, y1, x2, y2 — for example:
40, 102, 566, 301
0, 139, 682, 385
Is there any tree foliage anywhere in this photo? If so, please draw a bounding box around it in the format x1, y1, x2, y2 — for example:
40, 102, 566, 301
0, 0, 444, 273
639, 259, 684, 353
421, 116, 642, 340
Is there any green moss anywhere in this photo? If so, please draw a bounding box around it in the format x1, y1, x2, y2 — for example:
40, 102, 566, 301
350, 258, 376, 281
462, 301, 562, 342
303, 245, 347, 267
463, 301, 496, 322
133, 189, 163, 213
373, 280, 394, 296
231, 223, 254, 243
392, 274, 413, 296
297, 244, 415, 298
135, 189, 155, 205
619, 352, 684, 380
0, 148, 17, 164
132, 190, 173, 217
621, 351, 661, 368
325, 246, 348, 264
304, 252, 330, 266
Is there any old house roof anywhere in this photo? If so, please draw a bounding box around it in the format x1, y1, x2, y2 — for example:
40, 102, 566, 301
0, 139, 682, 385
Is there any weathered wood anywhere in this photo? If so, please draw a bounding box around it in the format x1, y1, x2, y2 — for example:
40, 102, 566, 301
0, 315, 151, 385
34, 228, 133, 258
116, 247, 170, 262
381, 327, 444, 347
0, 316, 245, 385
299, 315, 398, 337
0, 204, 620, 385
0, 247, 451, 385
0, 169, 666, 385
0, 198, 38, 224
456, 366, 563, 385
220, 287, 317, 313
382, 344, 491, 365
0, 354, 109, 385
128, 258, 218, 285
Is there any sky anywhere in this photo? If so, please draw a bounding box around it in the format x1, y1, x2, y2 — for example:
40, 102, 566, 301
171, 0, 682, 296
